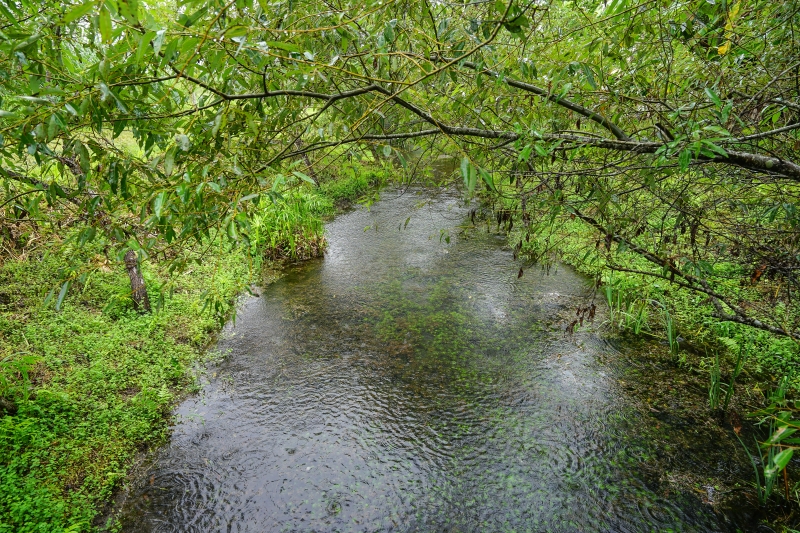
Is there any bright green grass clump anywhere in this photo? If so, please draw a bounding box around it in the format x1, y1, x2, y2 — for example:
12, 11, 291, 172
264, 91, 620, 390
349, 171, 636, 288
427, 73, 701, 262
318, 162, 389, 205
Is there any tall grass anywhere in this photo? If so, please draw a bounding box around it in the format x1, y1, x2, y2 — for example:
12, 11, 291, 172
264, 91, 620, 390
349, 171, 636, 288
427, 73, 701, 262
250, 191, 330, 261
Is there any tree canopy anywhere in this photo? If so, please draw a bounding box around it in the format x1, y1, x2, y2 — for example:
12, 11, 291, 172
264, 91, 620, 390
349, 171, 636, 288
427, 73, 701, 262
1, 0, 799, 336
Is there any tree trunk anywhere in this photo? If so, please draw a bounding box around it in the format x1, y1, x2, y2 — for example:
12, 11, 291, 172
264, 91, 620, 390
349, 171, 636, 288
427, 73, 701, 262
294, 139, 319, 184
0, 396, 17, 416
124, 250, 151, 313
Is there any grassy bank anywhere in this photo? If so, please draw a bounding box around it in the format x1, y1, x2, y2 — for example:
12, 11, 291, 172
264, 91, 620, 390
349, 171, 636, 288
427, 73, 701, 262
503, 211, 800, 516
0, 163, 391, 532
0, 239, 251, 532
510, 217, 800, 390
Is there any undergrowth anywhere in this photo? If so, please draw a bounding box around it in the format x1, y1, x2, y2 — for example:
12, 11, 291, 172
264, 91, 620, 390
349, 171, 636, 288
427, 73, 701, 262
0, 238, 250, 533
505, 215, 800, 391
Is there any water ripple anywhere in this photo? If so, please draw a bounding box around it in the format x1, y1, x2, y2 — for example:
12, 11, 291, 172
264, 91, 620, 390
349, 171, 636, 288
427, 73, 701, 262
119, 189, 733, 532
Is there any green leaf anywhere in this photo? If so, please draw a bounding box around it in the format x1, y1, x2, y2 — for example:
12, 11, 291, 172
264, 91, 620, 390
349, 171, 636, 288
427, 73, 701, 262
64, 1, 95, 24
705, 87, 722, 108
581, 64, 597, 89
152, 29, 166, 55
479, 167, 496, 192
227, 219, 238, 241
292, 171, 316, 184
0, 1, 18, 25
678, 149, 691, 172
153, 191, 167, 218
702, 140, 728, 157
99, 5, 112, 43
766, 448, 793, 477
43, 286, 56, 307
17, 96, 50, 104
55, 280, 71, 311
47, 114, 59, 139
178, 4, 206, 27
238, 193, 260, 204
383, 23, 395, 42
460, 157, 477, 192
76, 141, 90, 173
136, 31, 155, 64
12, 33, 43, 52
223, 25, 249, 38
266, 41, 301, 53
164, 148, 175, 176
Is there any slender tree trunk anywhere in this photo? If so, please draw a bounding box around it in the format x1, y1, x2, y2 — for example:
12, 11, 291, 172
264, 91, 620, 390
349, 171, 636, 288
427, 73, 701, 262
294, 139, 319, 184
124, 250, 151, 313
0, 396, 17, 415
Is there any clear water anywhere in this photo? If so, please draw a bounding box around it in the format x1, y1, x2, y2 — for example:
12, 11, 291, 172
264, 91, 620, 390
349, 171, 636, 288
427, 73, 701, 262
119, 189, 741, 532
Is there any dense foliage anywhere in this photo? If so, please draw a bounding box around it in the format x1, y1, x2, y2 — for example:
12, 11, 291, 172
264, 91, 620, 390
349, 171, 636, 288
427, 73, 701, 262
1, 0, 798, 335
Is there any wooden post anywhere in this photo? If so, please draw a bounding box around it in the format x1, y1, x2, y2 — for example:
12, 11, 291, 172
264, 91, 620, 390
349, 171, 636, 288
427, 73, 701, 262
0, 396, 17, 416
124, 250, 151, 313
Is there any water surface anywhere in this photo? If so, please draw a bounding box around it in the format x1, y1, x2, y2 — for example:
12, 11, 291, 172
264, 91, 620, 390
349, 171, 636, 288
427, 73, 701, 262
120, 189, 738, 532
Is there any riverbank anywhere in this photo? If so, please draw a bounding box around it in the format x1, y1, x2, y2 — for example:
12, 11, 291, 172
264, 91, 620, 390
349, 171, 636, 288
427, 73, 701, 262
0, 163, 390, 532
531, 218, 798, 384
508, 213, 800, 521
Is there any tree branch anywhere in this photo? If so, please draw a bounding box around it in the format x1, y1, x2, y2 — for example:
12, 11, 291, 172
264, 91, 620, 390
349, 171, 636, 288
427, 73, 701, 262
449, 58, 631, 141
575, 209, 798, 338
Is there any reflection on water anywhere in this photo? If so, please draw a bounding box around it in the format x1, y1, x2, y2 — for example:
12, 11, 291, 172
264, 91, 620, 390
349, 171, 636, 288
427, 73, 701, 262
119, 189, 736, 532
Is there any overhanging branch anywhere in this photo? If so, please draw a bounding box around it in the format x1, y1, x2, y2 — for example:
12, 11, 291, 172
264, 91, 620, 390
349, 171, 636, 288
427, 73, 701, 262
574, 208, 799, 339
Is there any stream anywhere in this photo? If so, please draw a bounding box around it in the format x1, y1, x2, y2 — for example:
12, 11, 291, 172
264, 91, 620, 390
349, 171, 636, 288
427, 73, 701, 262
118, 188, 752, 532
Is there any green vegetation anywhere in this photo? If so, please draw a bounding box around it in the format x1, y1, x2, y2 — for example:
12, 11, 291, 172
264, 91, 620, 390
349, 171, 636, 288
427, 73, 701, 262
0, 235, 251, 532
0, 0, 799, 526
